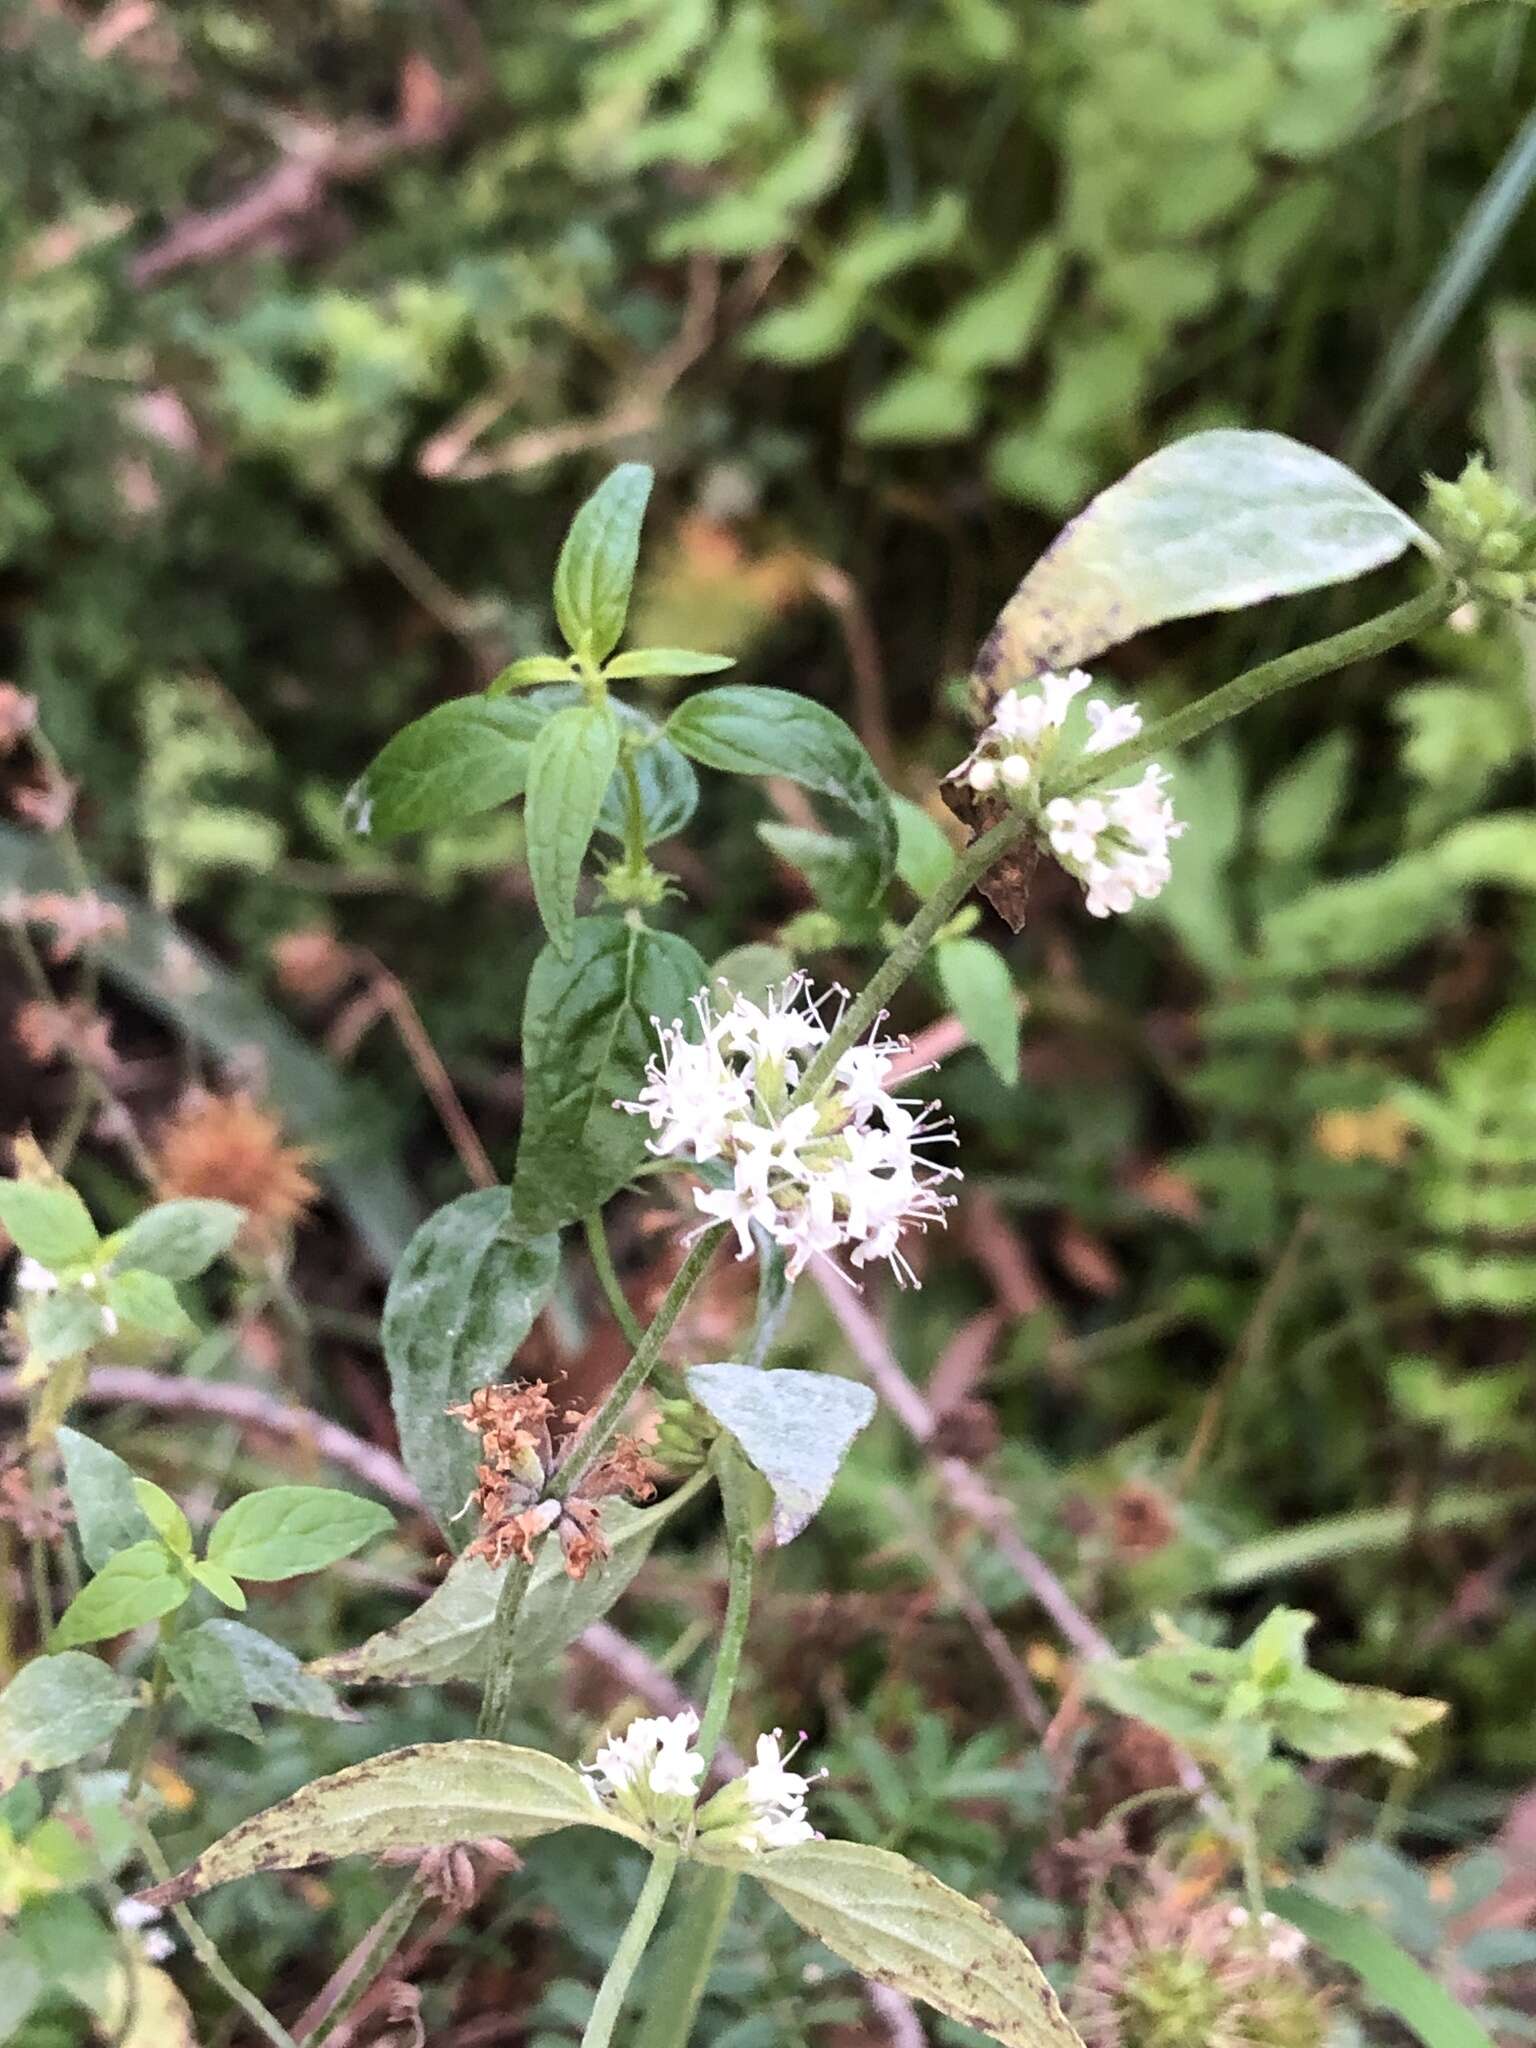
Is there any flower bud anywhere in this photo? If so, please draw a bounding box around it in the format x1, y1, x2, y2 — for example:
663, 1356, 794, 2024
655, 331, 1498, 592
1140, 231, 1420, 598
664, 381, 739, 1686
1424, 456, 1536, 612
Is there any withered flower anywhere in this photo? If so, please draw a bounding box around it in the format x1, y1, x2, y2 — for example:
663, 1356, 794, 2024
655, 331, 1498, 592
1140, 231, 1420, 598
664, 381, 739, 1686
450, 1379, 658, 1580
153, 1090, 317, 1254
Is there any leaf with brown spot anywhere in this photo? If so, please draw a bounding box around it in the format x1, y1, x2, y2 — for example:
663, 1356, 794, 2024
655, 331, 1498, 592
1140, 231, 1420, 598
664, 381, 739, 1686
698, 1837, 1086, 2048
138, 1740, 639, 1906
971, 431, 1426, 708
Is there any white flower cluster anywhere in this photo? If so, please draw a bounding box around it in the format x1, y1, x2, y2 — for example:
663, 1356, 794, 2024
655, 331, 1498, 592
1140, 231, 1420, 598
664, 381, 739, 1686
948, 667, 1183, 920
584, 1708, 706, 1833
1043, 765, 1185, 919
620, 977, 958, 1287
583, 1709, 820, 1852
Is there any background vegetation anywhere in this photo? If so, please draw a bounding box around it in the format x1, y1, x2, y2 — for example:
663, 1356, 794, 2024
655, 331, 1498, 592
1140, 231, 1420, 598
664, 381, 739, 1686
4, 0, 1536, 2041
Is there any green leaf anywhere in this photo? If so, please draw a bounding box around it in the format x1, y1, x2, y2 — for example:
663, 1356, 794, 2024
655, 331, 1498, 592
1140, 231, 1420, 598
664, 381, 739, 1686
487, 654, 578, 692
1254, 733, 1355, 867
605, 649, 735, 680
190, 1561, 247, 1610
524, 700, 622, 956
710, 1838, 1085, 2048
512, 917, 707, 1236
56, 1428, 154, 1571
758, 821, 871, 920
1434, 812, 1536, 890
974, 430, 1429, 700
598, 702, 700, 846
143, 1740, 643, 1906
201, 1619, 350, 1719
52, 1543, 189, 1648
131, 1479, 192, 1558
344, 698, 540, 839
25, 1290, 107, 1367
936, 938, 1020, 1085
931, 240, 1060, 375
666, 685, 896, 901
0, 1181, 99, 1268
14, 1893, 118, 2020
313, 1490, 699, 1688
163, 1626, 261, 1742
112, 1198, 244, 1280
856, 368, 982, 446
893, 796, 957, 899
104, 1269, 196, 1343
0, 1931, 43, 2038
381, 1189, 560, 1541
1270, 1888, 1495, 2048
206, 1487, 393, 1582
708, 943, 795, 1007
552, 463, 654, 664
0, 1654, 138, 1788
685, 1364, 876, 1545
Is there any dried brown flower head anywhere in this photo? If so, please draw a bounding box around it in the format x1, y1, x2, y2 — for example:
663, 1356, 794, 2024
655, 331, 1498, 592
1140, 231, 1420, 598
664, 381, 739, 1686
153, 1091, 317, 1253
1109, 1481, 1180, 1561
450, 1382, 658, 1580
270, 926, 356, 1005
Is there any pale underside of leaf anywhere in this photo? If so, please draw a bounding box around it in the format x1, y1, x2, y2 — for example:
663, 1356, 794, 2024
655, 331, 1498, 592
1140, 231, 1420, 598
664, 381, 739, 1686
140, 1740, 641, 1905
972, 429, 1428, 702
685, 1363, 876, 1544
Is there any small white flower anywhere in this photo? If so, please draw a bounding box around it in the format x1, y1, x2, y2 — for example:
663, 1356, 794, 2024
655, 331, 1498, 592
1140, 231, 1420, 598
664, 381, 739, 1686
999, 753, 1032, 790
1084, 698, 1143, 755
1039, 667, 1092, 727
620, 977, 958, 1288
698, 1728, 822, 1853
584, 1709, 706, 1833
115, 1896, 175, 1964
966, 757, 999, 794
13, 1257, 57, 1297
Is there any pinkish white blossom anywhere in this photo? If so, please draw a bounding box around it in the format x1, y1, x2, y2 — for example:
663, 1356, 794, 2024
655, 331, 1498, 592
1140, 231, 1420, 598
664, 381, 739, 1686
620, 978, 958, 1287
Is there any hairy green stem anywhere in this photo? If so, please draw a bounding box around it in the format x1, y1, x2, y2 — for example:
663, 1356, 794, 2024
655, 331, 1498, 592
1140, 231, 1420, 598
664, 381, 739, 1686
585, 1208, 645, 1349
555, 1225, 726, 1503
1049, 581, 1455, 801
125, 1635, 174, 1802
697, 1442, 757, 1763
793, 808, 1034, 1102
629, 1868, 740, 2048
477, 1230, 725, 1738
131, 1819, 298, 2048
581, 1846, 682, 2048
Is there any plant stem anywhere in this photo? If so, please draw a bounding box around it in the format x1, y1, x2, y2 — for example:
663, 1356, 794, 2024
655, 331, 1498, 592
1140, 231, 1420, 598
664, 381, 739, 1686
125, 1642, 172, 1802
585, 1209, 645, 1349
793, 808, 1034, 1101
697, 1442, 757, 1764
555, 1225, 726, 1503
131, 1818, 298, 2048
302, 1875, 426, 2046
630, 1868, 740, 2048
581, 1846, 682, 2048
1049, 581, 1455, 800
478, 1228, 724, 1739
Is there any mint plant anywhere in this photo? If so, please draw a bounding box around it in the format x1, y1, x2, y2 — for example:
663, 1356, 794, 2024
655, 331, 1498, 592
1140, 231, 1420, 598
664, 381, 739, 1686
7, 434, 1509, 2048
